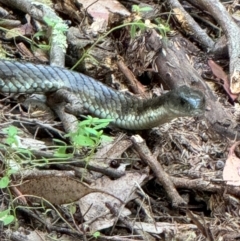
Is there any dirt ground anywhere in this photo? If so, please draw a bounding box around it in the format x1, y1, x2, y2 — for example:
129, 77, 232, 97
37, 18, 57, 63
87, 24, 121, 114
0, 0, 240, 241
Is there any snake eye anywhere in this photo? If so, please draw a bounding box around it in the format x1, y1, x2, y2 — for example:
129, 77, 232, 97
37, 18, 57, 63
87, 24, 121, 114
180, 98, 186, 106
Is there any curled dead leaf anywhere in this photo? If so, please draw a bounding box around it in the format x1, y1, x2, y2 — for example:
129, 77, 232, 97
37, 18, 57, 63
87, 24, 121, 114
223, 141, 240, 186
208, 59, 238, 101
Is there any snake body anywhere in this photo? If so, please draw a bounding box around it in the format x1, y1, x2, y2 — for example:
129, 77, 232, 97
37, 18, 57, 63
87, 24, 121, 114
0, 60, 205, 130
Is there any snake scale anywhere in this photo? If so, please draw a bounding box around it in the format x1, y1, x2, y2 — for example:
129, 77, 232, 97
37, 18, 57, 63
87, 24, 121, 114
0, 60, 205, 130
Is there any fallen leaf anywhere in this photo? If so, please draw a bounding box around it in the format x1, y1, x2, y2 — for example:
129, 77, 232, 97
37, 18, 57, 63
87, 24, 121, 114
79, 171, 148, 231
78, 0, 130, 33
5, 14, 34, 39
78, 0, 130, 20
223, 141, 240, 186
208, 59, 238, 101
18, 176, 115, 205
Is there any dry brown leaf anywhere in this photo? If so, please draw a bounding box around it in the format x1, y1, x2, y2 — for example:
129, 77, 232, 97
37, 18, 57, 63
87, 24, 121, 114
5, 14, 34, 39
5, 23, 34, 39
79, 171, 148, 231
223, 141, 240, 186
78, 0, 130, 22
208, 59, 238, 101
77, 0, 130, 33
18, 176, 114, 205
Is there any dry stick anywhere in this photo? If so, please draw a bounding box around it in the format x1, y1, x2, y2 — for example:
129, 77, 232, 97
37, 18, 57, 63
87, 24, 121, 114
105, 202, 144, 240
8, 115, 65, 138
117, 59, 146, 96
29, 149, 125, 179
168, 0, 214, 50
9, 234, 27, 241
190, 0, 240, 94
131, 135, 186, 207
170, 176, 240, 198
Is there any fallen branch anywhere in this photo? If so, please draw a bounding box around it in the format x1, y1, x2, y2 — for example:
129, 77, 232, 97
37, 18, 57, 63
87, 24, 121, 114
190, 0, 240, 94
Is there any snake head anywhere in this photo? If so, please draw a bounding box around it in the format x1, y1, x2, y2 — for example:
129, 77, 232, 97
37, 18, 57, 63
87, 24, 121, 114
166, 85, 206, 117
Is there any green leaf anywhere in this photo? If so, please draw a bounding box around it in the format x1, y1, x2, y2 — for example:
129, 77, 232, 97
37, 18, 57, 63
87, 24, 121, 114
65, 117, 112, 148
5, 136, 17, 146
0, 209, 10, 218
139, 6, 153, 12
84, 127, 99, 136
54, 146, 67, 155
136, 20, 145, 31
69, 204, 76, 215
2, 126, 19, 145
132, 5, 140, 13
33, 30, 46, 39
78, 119, 92, 127
7, 168, 18, 176
53, 139, 67, 145
16, 148, 33, 156
93, 231, 101, 238
0, 176, 10, 188
2, 215, 14, 226
8, 126, 18, 136
72, 135, 95, 147
53, 146, 73, 158
37, 44, 51, 51
93, 122, 111, 130
0, 210, 15, 226
130, 25, 136, 38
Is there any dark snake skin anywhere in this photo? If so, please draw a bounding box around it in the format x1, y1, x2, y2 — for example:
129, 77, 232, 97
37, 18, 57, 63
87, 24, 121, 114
0, 60, 205, 130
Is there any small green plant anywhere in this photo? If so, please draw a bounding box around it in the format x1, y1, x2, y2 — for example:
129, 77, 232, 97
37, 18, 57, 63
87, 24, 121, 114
1, 125, 33, 163
130, 5, 170, 38
52, 139, 73, 159
0, 126, 22, 226
0, 209, 14, 226
0, 12, 68, 54
32, 16, 68, 52
0, 117, 112, 167
92, 231, 101, 238
0, 118, 112, 226
71, 4, 170, 70
129, 19, 145, 39
2, 125, 20, 147
0, 126, 21, 189
0, 175, 10, 189
65, 116, 112, 148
